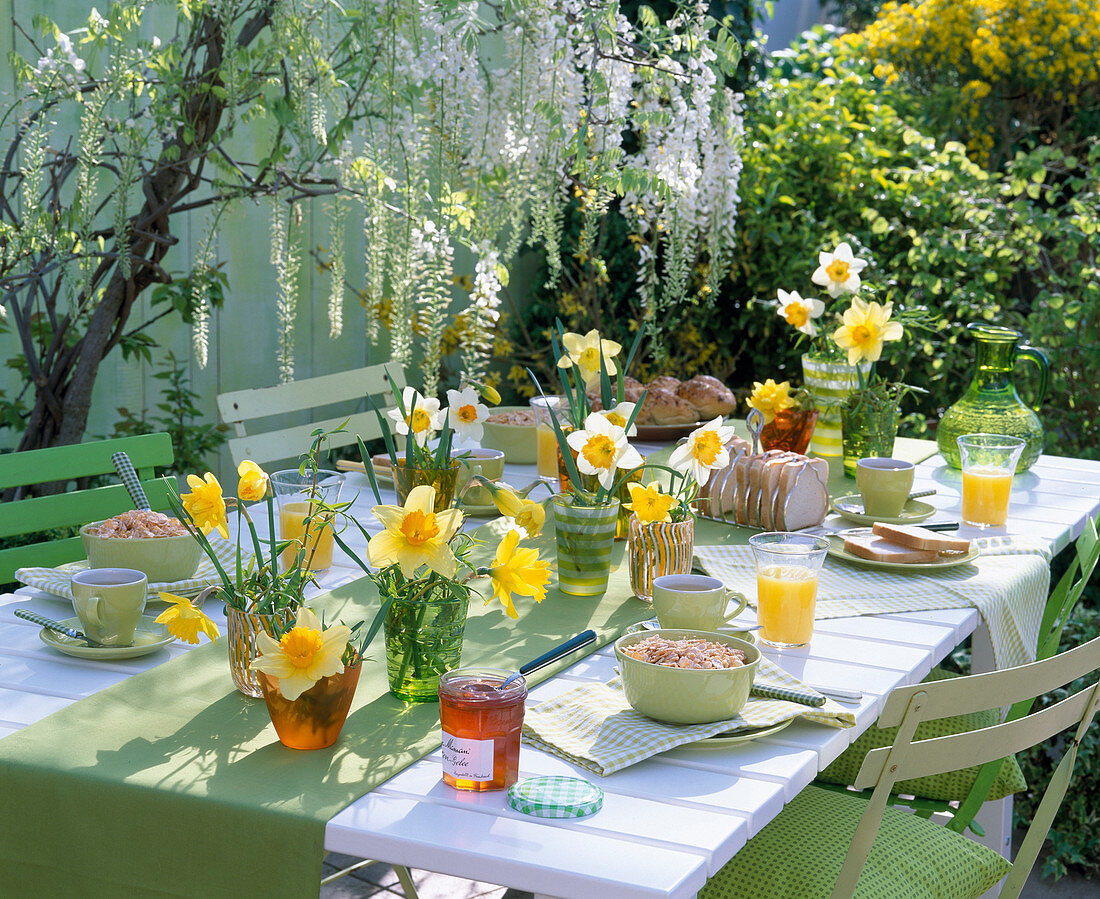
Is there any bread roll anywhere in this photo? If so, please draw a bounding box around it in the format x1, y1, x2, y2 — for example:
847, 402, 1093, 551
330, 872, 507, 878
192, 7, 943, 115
647, 376, 681, 393
638, 387, 697, 425
676, 375, 737, 419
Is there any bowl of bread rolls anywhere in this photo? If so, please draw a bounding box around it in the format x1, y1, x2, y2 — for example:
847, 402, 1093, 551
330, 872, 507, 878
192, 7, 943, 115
589, 374, 738, 438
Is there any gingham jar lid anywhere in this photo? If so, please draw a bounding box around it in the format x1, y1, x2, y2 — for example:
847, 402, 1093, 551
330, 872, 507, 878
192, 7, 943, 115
507, 775, 603, 819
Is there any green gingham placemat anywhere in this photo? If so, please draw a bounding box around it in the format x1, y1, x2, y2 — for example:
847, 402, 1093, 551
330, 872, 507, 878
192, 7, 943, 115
15, 535, 243, 601
694, 536, 1051, 669
522, 655, 855, 776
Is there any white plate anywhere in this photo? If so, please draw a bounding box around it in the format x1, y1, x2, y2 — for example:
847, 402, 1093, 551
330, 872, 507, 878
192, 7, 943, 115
831, 494, 936, 526
826, 531, 979, 571
39, 616, 175, 660
678, 718, 793, 749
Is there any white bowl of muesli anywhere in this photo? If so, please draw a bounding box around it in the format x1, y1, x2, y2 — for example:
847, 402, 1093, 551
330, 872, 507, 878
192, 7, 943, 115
80, 511, 202, 582
614, 628, 760, 724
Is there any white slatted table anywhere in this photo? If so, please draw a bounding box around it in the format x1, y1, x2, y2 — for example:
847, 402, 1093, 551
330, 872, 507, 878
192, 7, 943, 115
1, 447, 1098, 898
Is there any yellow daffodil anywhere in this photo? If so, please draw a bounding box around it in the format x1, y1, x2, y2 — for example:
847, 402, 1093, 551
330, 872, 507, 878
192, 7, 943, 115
626, 482, 677, 524
565, 412, 644, 489
832, 298, 904, 365
181, 472, 229, 539
155, 592, 220, 644
368, 485, 463, 577
385, 386, 446, 446
251, 606, 351, 701
598, 401, 638, 437
669, 417, 737, 488
481, 480, 546, 538
775, 290, 825, 337
811, 242, 868, 298
557, 329, 622, 387
237, 460, 269, 502
746, 379, 797, 424
487, 529, 551, 619
446, 386, 489, 444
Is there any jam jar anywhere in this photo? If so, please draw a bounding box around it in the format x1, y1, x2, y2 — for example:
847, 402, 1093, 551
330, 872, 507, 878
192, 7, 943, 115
438, 667, 527, 791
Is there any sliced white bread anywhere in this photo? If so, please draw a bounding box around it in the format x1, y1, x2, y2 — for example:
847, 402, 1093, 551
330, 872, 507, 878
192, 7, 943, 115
760, 452, 797, 529
719, 446, 748, 520
773, 458, 805, 531
745, 452, 776, 527
844, 535, 942, 564
779, 460, 830, 531
871, 523, 971, 553
734, 451, 754, 525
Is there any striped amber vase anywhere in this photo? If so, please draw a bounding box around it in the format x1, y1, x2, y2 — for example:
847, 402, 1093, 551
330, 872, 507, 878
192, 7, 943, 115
226, 605, 294, 698
628, 516, 695, 603
552, 496, 620, 597
801, 354, 872, 457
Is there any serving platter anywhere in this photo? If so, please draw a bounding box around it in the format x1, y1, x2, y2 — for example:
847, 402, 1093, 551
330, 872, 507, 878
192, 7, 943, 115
634, 421, 705, 441
831, 494, 936, 526
825, 531, 980, 571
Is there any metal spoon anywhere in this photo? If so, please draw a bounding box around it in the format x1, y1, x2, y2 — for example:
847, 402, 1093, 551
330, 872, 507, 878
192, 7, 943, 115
15, 609, 108, 647
500, 630, 597, 688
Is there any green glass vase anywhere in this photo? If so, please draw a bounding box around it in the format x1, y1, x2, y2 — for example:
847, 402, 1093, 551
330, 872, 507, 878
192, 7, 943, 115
936, 323, 1049, 471
552, 496, 620, 597
383, 589, 468, 702
840, 397, 900, 479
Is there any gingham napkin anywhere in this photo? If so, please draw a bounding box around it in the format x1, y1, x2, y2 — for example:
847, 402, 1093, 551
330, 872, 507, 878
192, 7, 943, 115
522, 655, 855, 776
15, 536, 244, 602
694, 535, 1051, 670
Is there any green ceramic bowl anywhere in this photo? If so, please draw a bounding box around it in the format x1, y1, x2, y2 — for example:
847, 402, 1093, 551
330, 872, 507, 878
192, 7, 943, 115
614, 628, 760, 724
80, 521, 203, 582
480, 406, 537, 464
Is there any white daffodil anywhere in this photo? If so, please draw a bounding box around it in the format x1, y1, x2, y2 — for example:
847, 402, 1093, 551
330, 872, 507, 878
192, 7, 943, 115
597, 401, 638, 437
557, 329, 622, 387
775, 289, 826, 337
386, 387, 446, 446
565, 413, 643, 490
669, 417, 737, 488
811, 242, 868, 298
446, 387, 489, 445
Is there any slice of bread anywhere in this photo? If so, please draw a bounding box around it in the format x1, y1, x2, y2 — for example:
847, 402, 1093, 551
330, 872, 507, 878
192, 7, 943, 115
844, 535, 942, 564
734, 451, 753, 525
760, 452, 796, 529
720, 447, 747, 520
871, 523, 971, 553
781, 461, 830, 531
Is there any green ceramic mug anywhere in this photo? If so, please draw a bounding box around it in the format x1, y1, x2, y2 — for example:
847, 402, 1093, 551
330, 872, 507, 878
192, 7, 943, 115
652, 574, 748, 631
70, 567, 148, 646
454, 448, 506, 506
855, 457, 915, 518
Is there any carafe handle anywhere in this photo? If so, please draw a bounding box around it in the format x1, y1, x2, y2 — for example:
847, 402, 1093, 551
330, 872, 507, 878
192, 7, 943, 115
1016, 345, 1049, 413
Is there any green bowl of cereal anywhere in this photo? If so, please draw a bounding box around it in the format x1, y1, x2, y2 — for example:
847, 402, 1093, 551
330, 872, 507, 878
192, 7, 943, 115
614, 628, 760, 724
479, 405, 538, 464
80, 511, 202, 582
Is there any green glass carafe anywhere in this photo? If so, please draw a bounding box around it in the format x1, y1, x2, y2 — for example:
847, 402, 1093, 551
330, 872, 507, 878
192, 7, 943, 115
936, 323, 1049, 471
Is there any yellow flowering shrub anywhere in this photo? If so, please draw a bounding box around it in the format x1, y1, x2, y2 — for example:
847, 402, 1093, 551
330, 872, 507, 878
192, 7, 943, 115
843, 0, 1100, 165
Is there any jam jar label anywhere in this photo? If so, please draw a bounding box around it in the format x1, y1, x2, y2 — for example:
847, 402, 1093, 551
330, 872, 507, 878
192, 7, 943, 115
441, 731, 495, 781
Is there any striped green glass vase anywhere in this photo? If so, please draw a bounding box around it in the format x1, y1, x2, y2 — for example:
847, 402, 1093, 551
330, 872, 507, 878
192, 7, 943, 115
627, 516, 695, 603
552, 496, 620, 597
800, 354, 872, 457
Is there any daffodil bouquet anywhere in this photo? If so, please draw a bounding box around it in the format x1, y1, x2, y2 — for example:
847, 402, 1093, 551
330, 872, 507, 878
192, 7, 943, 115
533, 322, 646, 507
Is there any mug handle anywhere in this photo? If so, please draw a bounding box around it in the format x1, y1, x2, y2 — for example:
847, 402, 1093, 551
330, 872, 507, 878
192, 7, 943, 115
721, 589, 748, 624
84, 594, 105, 627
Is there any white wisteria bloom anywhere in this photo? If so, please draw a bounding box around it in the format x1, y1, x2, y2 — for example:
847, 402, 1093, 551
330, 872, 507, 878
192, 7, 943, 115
669, 417, 737, 489
811, 242, 868, 298
597, 401, 638, 437
566, 413, 644, 490
386, 387, 446, 446
776, 289, 826, 337
446, 386, 489, 445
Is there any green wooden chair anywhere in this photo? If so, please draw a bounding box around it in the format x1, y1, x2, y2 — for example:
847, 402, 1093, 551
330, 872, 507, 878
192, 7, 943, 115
816, 513, 1100, 833
702, 631, 1100, 899
0, 433, 176, 584
216, 363, 406, 468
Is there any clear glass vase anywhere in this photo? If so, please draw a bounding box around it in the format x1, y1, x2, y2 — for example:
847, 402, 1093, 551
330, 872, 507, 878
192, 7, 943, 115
841, 399, 900, 478
393, 461, 461, 509
383, 589, 468, 702
627, 516, 695, 603
225, 605, 294, 698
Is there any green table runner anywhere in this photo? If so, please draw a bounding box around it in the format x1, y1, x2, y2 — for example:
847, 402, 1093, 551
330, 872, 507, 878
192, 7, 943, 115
0, 517, 700, 899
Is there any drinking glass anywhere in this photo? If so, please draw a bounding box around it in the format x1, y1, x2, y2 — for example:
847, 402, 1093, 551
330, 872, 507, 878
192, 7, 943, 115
530, 395, 566, 484
748, 532, 830, 648
957, 433, 1026, 528
270, 468, 345, 570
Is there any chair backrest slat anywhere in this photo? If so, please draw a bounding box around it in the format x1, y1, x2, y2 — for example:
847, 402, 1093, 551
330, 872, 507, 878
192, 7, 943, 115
0, 434, 176, 584
216, 364, 405, 467
877, 634, 1100, 727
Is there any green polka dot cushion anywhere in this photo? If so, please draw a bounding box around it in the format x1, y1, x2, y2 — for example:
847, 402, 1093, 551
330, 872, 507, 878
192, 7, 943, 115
816, 668, 1026, 801
700, 784, 1011, 899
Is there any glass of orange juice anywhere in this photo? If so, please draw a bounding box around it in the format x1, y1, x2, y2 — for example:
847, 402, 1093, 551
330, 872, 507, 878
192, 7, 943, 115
956, 434, 1026, 528
270, 469, 345, 571
748, 532, 830, 648
530, 395, 566, 484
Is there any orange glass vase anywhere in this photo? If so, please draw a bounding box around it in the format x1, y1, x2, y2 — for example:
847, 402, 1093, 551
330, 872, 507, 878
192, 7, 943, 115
760, 408, 818, 455
258, 665, 361, 750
